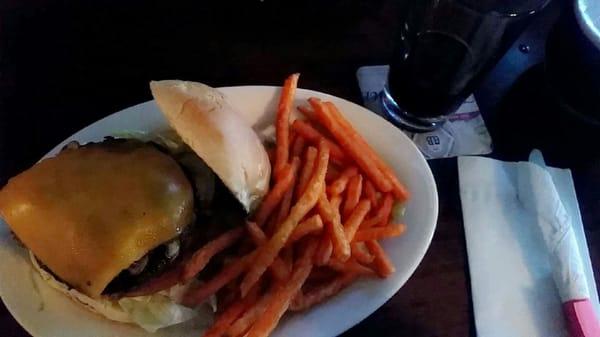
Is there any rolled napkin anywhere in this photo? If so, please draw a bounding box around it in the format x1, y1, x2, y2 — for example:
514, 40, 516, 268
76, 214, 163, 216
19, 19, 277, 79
518, 150, 600, 337
458, 152, 599, 337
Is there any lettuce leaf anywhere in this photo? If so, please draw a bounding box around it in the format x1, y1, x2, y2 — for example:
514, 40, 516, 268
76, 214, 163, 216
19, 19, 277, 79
391, 201, 406, 222
118, 293, 201, 333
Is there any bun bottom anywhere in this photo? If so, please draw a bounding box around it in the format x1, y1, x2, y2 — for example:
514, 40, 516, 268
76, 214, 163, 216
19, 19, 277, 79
29, 251, 212, 332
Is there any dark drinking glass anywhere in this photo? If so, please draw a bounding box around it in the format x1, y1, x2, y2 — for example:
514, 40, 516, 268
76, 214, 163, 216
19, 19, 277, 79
382, 0, 550, 132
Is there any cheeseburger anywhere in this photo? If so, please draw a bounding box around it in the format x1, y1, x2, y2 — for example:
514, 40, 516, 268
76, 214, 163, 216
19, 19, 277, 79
0, 80, 270, 331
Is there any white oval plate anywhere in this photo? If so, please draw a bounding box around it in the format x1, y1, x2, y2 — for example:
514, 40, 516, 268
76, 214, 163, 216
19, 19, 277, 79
0, 86, 438, 337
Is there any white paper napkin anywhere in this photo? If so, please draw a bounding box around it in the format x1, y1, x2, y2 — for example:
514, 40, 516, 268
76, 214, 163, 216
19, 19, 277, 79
458, 155, 599, 337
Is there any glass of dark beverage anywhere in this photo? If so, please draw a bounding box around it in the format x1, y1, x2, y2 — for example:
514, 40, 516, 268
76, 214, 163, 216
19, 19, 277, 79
382, 0, 550, 132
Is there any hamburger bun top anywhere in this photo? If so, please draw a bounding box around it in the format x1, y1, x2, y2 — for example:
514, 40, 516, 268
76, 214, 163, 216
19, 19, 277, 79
150, 80, 271, 213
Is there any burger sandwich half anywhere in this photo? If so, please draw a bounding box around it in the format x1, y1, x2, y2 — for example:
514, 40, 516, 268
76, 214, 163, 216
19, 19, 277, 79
0, 80, 270, 332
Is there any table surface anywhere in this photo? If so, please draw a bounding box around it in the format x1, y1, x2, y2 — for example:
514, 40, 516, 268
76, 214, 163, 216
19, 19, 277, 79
0, 1, 598, 337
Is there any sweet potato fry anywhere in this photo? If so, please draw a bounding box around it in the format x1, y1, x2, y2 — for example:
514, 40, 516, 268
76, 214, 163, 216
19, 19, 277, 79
327, 166, 358, 196
343, 199, 371, 242
264, 213, 279, 237
253, 157, 301, 227
288, 131, 297, 154
277, 134, 305, 223
308, 98, 392, 193
245, 221, 290, 282
227, 288, 277, 337
182, 251, 255, 307
317, 192, 350, 261
325, 163, 340, 183
276, 187, 295, 225
324, 101, 409, 201
361, 193, 394, 229
217, 279, 241, 312
290, 133, 305, 157
353, 224, 406, 242
240, 141, 329, 297
181, 227, 244, 281
202, 286, 260, 337
246, 221, 267, 244
274, 73, 300, 178
351, 242, 375, 264
295, 146, 317, 199
328, 257, 375, 276
364, 180, 379, 209
288, 214, 324, 244
330, 194, 342, 213
268, 261, 291, 283
342, 174, 363, 219
245, 239, 318, 337
291, 119, 347, 164
365, 240, 395, 278
281, 246, 294, 275
276, 136, 302, 224
290, 290, 305, 311
314, 236, 333, 266
289, 272, 358, 312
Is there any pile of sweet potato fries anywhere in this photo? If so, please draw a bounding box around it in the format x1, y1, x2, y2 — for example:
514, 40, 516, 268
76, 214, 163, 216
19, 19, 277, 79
182, 74, 410, 337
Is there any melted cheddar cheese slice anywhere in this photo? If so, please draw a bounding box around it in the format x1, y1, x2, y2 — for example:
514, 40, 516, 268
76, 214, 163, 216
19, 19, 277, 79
0, 143, 193, 298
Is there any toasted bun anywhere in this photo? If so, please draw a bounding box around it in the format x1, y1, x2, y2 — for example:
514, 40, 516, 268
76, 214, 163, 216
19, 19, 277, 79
29, 251, 133, 323
150, 80, 270, 213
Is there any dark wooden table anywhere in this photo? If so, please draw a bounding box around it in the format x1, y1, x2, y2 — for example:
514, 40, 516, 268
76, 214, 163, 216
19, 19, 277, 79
0, 1, 598, 337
